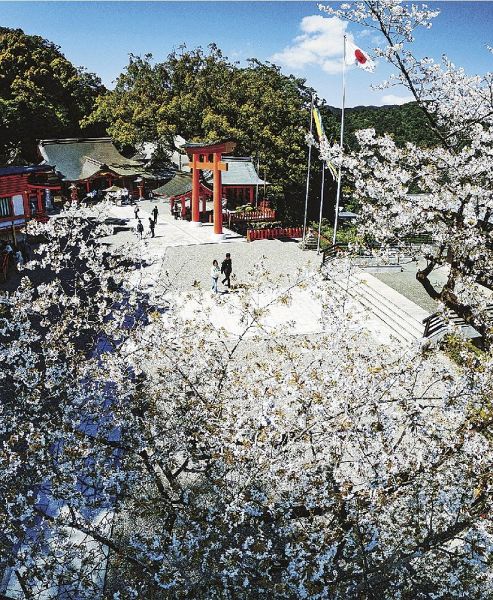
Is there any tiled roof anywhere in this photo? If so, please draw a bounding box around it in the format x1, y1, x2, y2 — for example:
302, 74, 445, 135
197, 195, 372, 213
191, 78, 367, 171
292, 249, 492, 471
203, 158, 267, 186
153, 172, 211, 198
153, 157, 267, 196
0, 165, 53, 177
38, 138, 148, 181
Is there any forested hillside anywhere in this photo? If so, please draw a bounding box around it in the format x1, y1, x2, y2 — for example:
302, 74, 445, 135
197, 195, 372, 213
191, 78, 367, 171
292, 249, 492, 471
0, 27, 106, 164
0, 28, 437, 218
321, 102, 439, 148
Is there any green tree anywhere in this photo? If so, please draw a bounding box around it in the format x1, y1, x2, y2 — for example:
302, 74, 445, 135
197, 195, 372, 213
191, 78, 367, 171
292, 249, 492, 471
86, 45, 314, 221
0, 27, 106, 164
320, 101, 440, 150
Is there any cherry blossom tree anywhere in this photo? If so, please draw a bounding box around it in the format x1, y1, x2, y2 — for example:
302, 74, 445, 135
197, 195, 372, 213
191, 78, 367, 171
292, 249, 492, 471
319, 1, 493, 344
1, 207, 493, 598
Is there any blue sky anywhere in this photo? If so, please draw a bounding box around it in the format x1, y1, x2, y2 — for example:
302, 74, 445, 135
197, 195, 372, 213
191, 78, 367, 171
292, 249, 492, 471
1, 1, 492, 107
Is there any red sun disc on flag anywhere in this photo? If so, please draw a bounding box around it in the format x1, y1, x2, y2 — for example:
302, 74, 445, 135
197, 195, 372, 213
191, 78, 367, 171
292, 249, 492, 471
354, 49, 367, 64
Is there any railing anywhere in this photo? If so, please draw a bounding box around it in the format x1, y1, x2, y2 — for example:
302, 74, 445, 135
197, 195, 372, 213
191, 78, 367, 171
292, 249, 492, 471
322, 243, 348, 263
423, 306, 493, 340
246, 227, 303, 242
228, 208, 277, 222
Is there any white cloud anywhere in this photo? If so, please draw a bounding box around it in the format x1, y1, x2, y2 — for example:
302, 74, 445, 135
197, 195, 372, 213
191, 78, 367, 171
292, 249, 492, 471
271, 15, 349, 74
381, 94, 414, 105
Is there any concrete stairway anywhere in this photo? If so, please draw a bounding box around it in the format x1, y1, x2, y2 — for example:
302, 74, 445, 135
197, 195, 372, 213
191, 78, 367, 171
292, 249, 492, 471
330, 271, 429, 345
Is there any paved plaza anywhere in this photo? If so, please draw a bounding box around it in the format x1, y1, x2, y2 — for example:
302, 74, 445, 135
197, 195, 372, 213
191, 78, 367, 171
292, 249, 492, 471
93, 198, 425, 347
101, 198, 317, 291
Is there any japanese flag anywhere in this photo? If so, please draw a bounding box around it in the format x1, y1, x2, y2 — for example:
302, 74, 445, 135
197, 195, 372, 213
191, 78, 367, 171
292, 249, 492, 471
345, 39, 375, 72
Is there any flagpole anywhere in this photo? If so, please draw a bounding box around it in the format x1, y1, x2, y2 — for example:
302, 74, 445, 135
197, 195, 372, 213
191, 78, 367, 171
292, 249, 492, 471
317, 163, 325, 254
302, 93, 315, 248
333, 35, 346, 246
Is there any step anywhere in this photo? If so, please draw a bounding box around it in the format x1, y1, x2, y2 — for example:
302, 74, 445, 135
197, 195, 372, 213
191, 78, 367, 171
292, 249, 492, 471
327, 271, 428, 345
347, 274, 425, 339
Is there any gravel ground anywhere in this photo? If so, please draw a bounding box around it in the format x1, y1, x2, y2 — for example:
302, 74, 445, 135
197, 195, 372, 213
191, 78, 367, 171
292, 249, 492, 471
363, 260, 448, 314
156, 240, 320, 292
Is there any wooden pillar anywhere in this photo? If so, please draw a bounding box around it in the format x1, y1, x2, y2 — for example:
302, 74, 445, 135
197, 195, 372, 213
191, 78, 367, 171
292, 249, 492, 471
249, 186, 254, 204
138, 180, 144, 199
213, 152, 223, 235
191, 155, 200, 223
23, 191, 30, 219
181, 196, 186, 218
86, 180, 90, 193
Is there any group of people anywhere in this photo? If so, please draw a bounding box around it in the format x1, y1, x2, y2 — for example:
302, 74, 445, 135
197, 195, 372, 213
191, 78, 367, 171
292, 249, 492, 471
129, 203, 233, 294
1, 239, 30, 278
134, 205, 159, 239
211, 253, 232, 294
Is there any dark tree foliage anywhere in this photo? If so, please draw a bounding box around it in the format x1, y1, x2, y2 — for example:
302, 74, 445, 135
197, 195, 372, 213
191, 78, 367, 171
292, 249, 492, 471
0, 27, 107, 164
86, 45, 440, 223
320, 101, 440, 149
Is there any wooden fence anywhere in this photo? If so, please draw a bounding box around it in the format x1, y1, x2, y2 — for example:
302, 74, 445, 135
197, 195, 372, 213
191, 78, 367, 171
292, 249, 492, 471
228, 208, 277, 222
246, 227, 303, 242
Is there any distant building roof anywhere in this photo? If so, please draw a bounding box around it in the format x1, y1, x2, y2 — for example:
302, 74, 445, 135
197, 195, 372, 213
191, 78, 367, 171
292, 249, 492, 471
206, 157, 267, 186
338, 210, 358, 219
153, 172, 211, 198
0, 165, 53, 177
132, 141, 158, 163
38, 138, 149, 181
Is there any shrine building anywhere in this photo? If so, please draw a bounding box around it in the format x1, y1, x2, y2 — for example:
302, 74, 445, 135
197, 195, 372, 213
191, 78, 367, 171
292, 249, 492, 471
38, 137, 163, 204
154, 155, 267, 218
0, 165, 60, 241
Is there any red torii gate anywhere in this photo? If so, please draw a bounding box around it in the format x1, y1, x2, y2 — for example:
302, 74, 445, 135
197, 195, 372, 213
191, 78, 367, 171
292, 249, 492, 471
183, 139, 236, 236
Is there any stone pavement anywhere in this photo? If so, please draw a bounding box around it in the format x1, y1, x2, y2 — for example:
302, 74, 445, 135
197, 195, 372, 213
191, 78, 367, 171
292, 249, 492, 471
59, 200, 432, 347
364, 260, 448, 313
105, 198, 244, 251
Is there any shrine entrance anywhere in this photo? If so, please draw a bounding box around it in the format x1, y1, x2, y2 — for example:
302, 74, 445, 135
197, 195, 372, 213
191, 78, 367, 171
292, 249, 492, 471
183, 140, 236, 237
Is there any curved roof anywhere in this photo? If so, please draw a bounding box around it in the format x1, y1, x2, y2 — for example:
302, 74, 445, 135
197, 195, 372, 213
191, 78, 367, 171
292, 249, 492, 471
221, 157, 267, 186
153, 172, 212, 198
38, 138, 147, 181
203, 157, 268, 186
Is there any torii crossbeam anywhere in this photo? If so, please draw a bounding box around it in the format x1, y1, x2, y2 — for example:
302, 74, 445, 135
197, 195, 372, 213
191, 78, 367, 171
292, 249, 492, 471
183, 139, 236, 237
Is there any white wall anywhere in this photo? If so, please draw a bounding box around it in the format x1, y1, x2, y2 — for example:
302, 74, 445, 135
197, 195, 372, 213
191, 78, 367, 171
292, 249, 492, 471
12, 194, 24, 216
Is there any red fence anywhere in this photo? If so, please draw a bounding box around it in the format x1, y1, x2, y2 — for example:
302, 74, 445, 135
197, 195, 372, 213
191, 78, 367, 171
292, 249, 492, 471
246, 227, 303, 242
228, 208, 277, 222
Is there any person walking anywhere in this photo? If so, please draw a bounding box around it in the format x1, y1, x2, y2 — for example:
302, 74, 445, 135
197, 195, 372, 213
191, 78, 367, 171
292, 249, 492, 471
14, 249, 24, 268
221, 252, 232, 288
148, 217, 155, 238
134, 205, 140, 220
152, 205, 158, 225
136, 219, 144, 239
211, 259, 220, 294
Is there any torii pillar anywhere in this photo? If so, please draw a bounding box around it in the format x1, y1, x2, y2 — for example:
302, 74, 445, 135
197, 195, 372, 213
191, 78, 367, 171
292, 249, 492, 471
183, 140, 236, 237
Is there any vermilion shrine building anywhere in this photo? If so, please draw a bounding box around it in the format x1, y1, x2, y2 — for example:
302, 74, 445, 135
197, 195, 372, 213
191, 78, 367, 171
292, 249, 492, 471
155, 153, 268, 225
0, 165, 60, 241
38, 137, 164, 202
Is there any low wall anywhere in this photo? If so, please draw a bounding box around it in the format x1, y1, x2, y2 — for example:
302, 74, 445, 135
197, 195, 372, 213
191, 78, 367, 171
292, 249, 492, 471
246, 227, 303, 242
